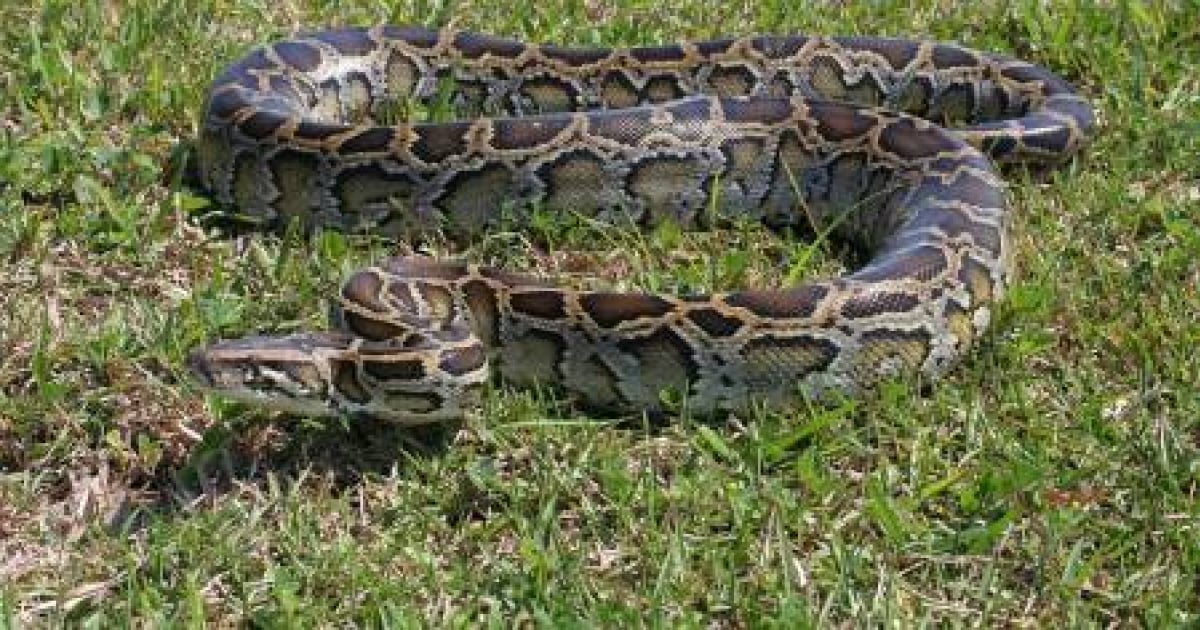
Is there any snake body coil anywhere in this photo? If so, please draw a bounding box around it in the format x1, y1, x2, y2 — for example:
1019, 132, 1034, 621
188, 26, 1094, 423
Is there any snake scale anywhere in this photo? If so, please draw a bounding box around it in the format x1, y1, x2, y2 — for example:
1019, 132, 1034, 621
187, 26, 1095, 423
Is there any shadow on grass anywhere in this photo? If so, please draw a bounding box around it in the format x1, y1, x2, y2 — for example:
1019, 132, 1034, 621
159, 414, 457, 506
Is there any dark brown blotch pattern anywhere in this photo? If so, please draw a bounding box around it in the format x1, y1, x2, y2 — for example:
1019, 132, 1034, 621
510, 290, 568, 320
877, 117, 962, 159
629, 45, 689, 64
452, 31, 525, 59
295, 120, 346, 141
809, 101, 877, 141
492, 116, 573, 150
363, 357, 427, 381
724, 285, 828, 319
238, 110, 289, 140
930, 44, 978, 69
840, 291, 921, 320
581, 293, 675, 328
720, 96, 792, 124
409, 122, 472, 163
615, 327, 700, 384
339, 127, 396, 154
539, 44, 610, 65
685, 307, 744, 337
274, 41, 322, 72
741, 334, 840, 380
339, 310, 408, 340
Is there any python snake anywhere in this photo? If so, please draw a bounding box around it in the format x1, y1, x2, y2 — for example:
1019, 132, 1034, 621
187, 26, 1094, 423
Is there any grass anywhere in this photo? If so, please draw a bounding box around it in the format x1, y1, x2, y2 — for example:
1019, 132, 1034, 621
1, 0, 1198, 625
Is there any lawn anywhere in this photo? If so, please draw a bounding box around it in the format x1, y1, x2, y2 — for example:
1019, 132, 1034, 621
1, 0, 1198, 625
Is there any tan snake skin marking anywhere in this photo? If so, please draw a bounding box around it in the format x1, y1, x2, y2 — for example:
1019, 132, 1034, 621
187, 26, 1095, 423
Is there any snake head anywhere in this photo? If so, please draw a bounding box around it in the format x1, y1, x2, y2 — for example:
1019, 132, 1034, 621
187, 332, 363, 419
187, 330, 487, 425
